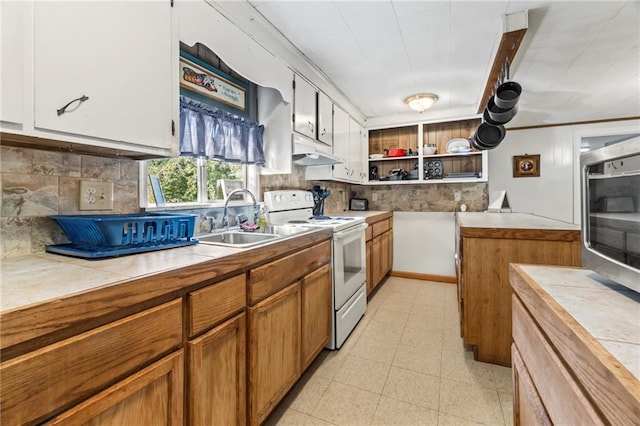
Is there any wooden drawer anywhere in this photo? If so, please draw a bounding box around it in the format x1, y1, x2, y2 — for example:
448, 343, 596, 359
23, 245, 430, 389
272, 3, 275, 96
187, 274, 246, 338
365, 225, 373, 241
512, 296, 604, 425
249, 241, 330, 305
0, 299, 182, 425
372, 218, 390, 238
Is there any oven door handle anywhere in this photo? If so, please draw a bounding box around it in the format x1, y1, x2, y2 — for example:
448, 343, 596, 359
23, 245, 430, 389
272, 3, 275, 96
333, 222, 368, 241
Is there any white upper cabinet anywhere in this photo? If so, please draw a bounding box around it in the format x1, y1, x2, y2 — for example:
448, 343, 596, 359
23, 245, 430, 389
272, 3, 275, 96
31, 1, 176, 155
317, 92, 333, 146
293, 75, 317, 140
1, 1, 25, 126
332, 106, 350, 180
349, 119, 366, 183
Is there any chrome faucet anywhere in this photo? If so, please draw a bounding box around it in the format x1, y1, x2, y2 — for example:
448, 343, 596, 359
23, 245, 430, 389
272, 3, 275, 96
223, 188, 258, 230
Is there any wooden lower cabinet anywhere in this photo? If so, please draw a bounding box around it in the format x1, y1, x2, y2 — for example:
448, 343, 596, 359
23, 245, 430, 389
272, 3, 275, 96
45, 350, 183, 425
187, 312, 246, 426
301, 264, 332, 370
248, 283, 302, 426
367, 214, 393, 295
512, 346, 551, 426
0, 299, 182, 425
456, 214, 581, 366
366, 240, 373, 294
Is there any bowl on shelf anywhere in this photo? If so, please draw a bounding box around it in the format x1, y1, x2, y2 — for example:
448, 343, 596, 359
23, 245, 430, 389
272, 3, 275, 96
423, 145, 437, 155
369, 153, 384, 160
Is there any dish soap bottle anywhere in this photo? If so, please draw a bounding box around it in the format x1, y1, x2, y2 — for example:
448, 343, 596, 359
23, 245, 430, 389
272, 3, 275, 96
257, 206, 268, 231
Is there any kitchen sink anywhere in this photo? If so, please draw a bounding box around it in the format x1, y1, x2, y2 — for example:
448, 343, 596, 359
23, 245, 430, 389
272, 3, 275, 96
197, 231, 280, 248
196, 225, 315, 248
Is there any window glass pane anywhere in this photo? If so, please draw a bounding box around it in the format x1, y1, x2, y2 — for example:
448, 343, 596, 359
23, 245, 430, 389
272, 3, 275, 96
147, 157, 198, 204
207, 161, 243, 201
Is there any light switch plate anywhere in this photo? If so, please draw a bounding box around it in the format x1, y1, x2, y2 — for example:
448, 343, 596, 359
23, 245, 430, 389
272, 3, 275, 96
79, 181, 114, 210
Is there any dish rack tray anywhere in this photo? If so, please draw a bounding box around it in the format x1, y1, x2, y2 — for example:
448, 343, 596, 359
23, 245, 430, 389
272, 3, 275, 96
46, 213, 197, 258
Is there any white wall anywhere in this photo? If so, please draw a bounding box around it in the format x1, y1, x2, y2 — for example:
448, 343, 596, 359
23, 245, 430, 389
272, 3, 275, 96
488, 119, 640, 224
393, 212, 456, 277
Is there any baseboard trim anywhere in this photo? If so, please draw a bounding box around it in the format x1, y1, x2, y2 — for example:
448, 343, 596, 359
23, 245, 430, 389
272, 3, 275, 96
390, 270, 457, 284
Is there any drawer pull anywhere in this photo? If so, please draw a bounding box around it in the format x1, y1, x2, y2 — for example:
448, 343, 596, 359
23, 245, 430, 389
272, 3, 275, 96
57, 95, 89, 116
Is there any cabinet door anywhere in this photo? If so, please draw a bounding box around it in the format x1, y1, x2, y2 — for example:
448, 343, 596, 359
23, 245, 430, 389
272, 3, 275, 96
248, 283, 301, 426
317, 92, 333, 146
366, 240, 373, 295
512, 346, 551, 426
0, 1, 24, 125
371, 235, 383, 288
301, 264, 332, 370
46, 350, 183, 425
293, 75, 317, 139
33, 1, 174, 152
332, 106, 350, 180
383, 229, 393, 276
188, 313, 246, 426
349, 117, 365, 182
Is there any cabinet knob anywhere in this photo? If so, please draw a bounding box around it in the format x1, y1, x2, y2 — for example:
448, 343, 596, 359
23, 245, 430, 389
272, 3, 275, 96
57, 95, 89, 116
321, 128, 327, 136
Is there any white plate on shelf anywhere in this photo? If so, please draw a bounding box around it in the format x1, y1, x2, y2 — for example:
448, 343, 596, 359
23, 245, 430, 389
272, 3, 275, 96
369, 154, 384, 160
446, 138, 471, 153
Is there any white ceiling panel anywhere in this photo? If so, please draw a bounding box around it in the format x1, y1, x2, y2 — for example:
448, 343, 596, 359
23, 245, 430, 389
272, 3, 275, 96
247, 0, 640, 126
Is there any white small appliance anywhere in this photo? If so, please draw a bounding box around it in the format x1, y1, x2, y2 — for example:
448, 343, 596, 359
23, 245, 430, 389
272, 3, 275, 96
264, 190, 367, 349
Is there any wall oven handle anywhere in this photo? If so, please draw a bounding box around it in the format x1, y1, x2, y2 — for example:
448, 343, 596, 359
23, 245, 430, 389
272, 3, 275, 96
333, 222, 368, 241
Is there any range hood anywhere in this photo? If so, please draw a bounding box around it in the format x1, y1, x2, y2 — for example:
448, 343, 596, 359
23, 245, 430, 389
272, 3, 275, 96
292, 134, 344, 166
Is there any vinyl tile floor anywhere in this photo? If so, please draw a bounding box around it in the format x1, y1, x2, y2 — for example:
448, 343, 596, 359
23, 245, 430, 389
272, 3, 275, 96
265, 277, 513, 426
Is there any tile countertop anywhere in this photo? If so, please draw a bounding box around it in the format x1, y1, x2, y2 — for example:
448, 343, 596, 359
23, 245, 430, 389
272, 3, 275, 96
456, 212, 581, 230
512, 264, 639, 380
327, 210, 392, 223
0, 229, 332, 313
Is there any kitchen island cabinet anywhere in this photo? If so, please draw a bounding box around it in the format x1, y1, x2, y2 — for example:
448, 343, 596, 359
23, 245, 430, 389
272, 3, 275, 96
510, 264, 639, 425
455, 213, 581, 366
0, 228, 333, 425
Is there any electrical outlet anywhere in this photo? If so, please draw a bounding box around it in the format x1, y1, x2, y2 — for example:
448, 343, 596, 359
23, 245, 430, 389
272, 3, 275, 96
454, 191, 461, 201
372, 192, 378, 201
79, 181, 114, 210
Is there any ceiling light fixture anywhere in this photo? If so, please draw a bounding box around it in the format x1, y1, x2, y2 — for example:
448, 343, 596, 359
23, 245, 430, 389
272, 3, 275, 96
404, 93, 438, 113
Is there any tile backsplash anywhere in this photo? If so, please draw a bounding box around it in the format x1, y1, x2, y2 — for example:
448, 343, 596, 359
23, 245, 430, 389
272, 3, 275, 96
1, 146, 141, 258
1, 146, 488, 259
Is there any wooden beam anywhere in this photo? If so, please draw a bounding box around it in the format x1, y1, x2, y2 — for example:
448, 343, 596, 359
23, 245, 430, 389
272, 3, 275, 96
477, 28, 528, 114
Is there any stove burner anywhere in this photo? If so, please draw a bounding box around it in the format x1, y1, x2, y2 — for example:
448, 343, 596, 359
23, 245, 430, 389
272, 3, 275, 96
310, 215, 332, 220
289, 220, 309, 224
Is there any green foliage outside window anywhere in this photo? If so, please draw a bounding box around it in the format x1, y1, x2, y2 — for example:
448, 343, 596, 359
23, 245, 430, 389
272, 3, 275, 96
147, 157, 241, 204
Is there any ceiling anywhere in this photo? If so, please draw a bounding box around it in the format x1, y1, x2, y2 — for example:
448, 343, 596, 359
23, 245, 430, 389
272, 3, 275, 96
247, 1, 640, 128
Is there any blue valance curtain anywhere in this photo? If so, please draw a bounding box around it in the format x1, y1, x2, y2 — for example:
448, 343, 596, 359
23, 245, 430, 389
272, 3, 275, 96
179, 96, 265, 166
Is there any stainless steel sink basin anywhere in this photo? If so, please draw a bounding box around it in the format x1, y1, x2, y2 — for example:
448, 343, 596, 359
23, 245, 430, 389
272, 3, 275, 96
197, 231, 280, 248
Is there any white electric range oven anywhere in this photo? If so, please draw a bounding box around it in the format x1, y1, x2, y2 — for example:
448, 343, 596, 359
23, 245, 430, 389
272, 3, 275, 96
264, 190, 367, 349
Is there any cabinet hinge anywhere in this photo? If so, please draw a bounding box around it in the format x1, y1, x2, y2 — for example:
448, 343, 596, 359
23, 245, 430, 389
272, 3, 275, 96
171, 120, 175, 136
170, 0, 174, 7
292, 80, 295, 90
292, 113, 295, 123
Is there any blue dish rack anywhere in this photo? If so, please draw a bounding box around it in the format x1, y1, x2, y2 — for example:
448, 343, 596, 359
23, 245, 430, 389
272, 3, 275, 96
46, 213, 198, 259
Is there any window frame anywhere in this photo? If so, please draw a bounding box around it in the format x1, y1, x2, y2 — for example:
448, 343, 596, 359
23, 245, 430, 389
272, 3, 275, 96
139, 158, 259, 209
